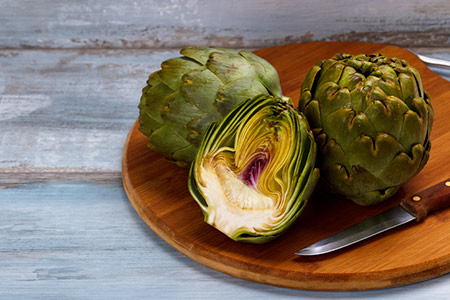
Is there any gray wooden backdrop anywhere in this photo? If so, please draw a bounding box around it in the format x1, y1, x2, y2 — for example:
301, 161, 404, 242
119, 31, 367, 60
2, 0, 449, 49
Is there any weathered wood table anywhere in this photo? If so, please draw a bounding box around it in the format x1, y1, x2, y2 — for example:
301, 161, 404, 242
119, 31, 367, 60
1, 1, 449, 299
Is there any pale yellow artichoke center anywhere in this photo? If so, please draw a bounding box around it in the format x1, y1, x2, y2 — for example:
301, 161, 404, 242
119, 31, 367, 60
198, 108, 294, 236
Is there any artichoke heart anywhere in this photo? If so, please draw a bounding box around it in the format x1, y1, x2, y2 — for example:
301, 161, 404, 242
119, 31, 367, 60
188, 95, 319, 243
298, 53, 434, 205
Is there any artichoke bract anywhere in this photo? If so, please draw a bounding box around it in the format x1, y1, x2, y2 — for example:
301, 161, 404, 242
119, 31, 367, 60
188, 95, 320, 243
138, 47, 287, 168
299, 53, 433, 206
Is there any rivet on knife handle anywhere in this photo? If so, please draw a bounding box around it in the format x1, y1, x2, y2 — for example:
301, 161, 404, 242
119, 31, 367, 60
400, 179, 450, 222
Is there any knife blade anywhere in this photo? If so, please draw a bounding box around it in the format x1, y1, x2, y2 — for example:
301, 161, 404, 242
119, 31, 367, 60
295, 179, 450, 256
408, 50, 450, 68
416, 54, 450, 68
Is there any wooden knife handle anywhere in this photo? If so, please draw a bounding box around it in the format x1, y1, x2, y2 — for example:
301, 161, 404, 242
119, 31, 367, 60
400, 179, 450, 222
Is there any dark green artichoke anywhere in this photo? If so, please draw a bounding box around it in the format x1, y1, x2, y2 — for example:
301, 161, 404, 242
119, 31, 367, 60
138, 47, 287, 168
298, 53, 433, 206
188, 95, 319, 243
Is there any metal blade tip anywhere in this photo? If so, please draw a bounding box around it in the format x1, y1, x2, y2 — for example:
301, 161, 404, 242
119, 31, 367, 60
294, 206, 415, 256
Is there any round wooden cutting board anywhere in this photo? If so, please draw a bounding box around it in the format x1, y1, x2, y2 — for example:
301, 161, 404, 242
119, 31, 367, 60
122, 42, 450, 291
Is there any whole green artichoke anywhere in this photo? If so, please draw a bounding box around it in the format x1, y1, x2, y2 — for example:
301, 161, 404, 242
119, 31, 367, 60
188, 95, 319, 243
138, 47, 287, 168
298, 53, 433, 206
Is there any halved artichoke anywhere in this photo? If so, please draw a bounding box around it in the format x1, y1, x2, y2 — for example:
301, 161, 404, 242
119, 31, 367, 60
138, 47, 287, 168
188, 95, 320, 243
299, 53, 434, 205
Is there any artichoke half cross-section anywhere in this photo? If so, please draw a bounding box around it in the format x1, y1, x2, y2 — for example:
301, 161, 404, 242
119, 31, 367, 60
188, 95, 320, 243
299, 53, 434, 206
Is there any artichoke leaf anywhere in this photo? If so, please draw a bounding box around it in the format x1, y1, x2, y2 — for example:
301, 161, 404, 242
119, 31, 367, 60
300, 65, 322, 99
337, 66, 365, 90
399, 109, 426, 149
160, 91, 203, 140
379, 144, 426, 186
148, 126, 192, 167
319, 87, 352, 119
180, 68, 223, 111
214, 77, 268, 116
316, 62, 345, 90
239, 50, 284, 98
207, 51, 255, 83
364, 97, 409, 139
398, 72, 420, 107
158, 57, 203, 91
181, 46, 232, 65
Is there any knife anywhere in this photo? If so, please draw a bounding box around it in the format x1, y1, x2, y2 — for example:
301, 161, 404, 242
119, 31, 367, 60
295, 179, 450, 256
409, 51, 450, 68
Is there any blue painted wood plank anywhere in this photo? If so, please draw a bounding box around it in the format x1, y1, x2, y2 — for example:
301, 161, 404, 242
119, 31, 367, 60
0, 49, 178, 171
0, 182, 448, 299
0, 0, 449, 49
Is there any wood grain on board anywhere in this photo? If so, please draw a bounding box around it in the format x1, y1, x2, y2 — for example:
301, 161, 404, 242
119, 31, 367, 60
122, 42, 450, 291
